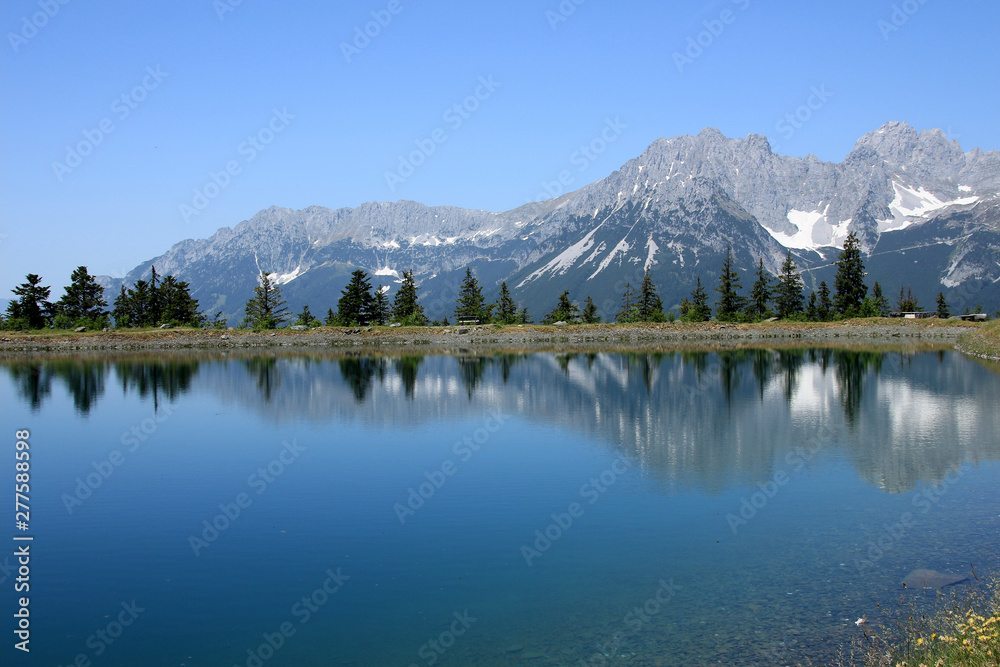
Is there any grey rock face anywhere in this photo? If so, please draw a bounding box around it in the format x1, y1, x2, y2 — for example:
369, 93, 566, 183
100, 123, 1000, 321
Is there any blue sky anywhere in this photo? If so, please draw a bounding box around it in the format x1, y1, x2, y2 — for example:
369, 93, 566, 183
3, 0, 999, 295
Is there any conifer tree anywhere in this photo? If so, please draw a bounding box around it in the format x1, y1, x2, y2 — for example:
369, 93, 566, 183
295, 305, 317, 327
681, 278, 711, 322
715, 247, 745, 321
616, 283, 638, 323
637, 270, 665, 322
325, 308, 337, 326
391, 270, 426, 324
745, 259, 772, 320
55, 266, 108, 325
493, 281, 518, 324
517, 307, 531, 324
806, 292, 818, 321
871, 282, 890, 317
242, 272, 290, 329
581, 296, 601, 324
817, 281, 832, 321
6, 274, 51, 329
158, 275, 200, 325
833, 232, 867, 316
936, 292, 949, 319
542, 290, 579, 324
774, 251, 804, 319
372, 285, 389, 325
337, 269, 375, 325
454, 268, 488, 322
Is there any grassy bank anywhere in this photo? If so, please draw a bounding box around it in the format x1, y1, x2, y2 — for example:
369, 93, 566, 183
957, 320, 1000, 361
841, 574, 1000, 666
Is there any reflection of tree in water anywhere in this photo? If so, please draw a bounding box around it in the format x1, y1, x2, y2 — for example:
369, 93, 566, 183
494, 354, 526, 384
457, 356, 489, 400
50, 360, 108, 415
750, 349, 775, 400
555, 353, 577, 374
6, 362, 53, 411
338, 357, 386, 404
716, 350, 750, 405
777, 350, 806, 402
833, 350, 884, 424
394, 356, 423, 400
244, 357, 281, 402
116, 360, 199, 410
625, 352, 671, 395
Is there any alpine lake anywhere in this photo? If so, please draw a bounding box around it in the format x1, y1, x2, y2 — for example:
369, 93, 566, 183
3, 342, 999, 666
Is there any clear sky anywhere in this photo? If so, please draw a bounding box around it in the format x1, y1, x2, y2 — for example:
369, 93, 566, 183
3, 0, 999, 295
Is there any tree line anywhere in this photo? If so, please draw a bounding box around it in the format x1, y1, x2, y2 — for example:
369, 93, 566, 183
3, 266, 203, 331
3, 236, 984, 332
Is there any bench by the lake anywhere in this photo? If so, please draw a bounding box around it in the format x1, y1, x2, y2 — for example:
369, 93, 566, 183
889, 311, 936, 319
457, 318, 479, 325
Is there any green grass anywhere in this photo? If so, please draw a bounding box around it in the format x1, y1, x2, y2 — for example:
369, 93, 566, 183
839, 574, 1000, 666
957, 321, 1000, 360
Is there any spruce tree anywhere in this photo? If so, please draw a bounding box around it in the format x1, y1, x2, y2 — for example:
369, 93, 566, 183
337, 269, 375, 325
806, 292, 818, 321
871, 282, 890, 317
542, 290, 579, 324
7, 274, 51, 329
817, 281, 832, 321
682, 278, 711, 322
493, 281, 518, 324
715, 247, 745, 321
159, 275, 200, 325
391, 270, 426, 324
833, 232, 867, 316
774, 251, 804, 319
242, 272, 290, 329
616, 282, 638, 323
581, 296, 601, 324
295, 305, 317, 327
936, 292, 949, 319
371, 286, 390, 325
517, 307, 531, 324
325, 308, 337, 326
454, 268, 488, 323
56, 266, 108, 325
746, 259, 772, 320
637, 270, 665, 322
896, 285, 919, 312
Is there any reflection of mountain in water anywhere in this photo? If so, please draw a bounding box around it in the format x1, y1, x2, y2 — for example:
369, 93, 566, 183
4, 349, 999, 492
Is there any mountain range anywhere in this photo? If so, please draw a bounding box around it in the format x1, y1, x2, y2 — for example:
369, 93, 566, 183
99, 121, 1000, 322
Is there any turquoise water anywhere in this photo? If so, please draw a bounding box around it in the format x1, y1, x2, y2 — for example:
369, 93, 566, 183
3, 348, 999, 666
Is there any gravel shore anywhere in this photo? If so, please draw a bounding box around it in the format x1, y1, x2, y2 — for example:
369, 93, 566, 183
0, 319, 982, 356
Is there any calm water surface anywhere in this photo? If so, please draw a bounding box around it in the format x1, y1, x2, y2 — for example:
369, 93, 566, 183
3, 347, 1000, 666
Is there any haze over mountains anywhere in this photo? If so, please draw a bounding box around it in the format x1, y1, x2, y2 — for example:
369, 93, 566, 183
100, 121, 1000, 322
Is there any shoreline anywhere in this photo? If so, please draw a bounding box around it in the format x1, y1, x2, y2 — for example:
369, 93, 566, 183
0, 318, 983, 356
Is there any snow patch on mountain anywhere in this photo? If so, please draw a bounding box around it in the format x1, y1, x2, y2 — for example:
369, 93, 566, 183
517, 225, 603, 287
272, 266, 305, 285
644, 235, 659, 271
765, 206, 850, 250
589, 236, 632, 280
374, 267, 401, 280
879, 182, 979, 233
